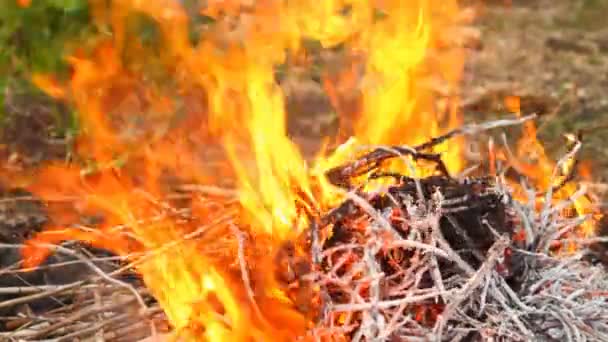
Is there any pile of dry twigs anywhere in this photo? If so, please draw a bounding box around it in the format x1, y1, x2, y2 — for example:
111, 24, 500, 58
0, 241, 167, 341
1, 116, 607, 341
294, 117, 608, 340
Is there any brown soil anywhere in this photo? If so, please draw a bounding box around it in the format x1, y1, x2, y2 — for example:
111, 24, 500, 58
463, 0, 608, 181
0, 90, 71, 167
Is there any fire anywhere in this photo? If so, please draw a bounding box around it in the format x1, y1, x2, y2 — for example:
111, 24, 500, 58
499, 96, 598, 239
5, 0, 602, 340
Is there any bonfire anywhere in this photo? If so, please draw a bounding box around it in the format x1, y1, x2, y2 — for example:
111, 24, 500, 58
0, 0, 606, 341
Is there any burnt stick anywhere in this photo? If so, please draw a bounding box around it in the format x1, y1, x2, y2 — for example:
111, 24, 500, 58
325, 115, 537, 189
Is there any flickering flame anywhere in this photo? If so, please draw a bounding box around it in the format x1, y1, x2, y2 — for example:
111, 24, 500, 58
6, 0, 601, 340
499, 96, 599, 240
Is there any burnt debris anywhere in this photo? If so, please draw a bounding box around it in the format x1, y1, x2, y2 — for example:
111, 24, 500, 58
0, 188, 139, 323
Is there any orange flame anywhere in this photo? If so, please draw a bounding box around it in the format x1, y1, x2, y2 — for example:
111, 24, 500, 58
498, 97, 600, 241
7, 0, 602, 340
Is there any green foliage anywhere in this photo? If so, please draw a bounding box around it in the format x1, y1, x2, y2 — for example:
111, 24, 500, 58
0, 0, 91, 126
0, 0, 91, 76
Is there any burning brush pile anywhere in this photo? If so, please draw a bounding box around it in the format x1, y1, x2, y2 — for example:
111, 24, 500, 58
299, 122, 608, 341
1, 0, 608, 341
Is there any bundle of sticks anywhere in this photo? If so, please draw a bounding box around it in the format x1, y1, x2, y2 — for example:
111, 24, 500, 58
0, 241, 167, 341
289, 117, 608, 340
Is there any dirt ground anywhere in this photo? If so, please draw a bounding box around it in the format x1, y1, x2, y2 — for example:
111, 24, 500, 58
465, 0, 608, 180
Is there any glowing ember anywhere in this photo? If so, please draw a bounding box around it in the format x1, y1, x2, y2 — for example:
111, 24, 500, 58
4, 0, 602, 340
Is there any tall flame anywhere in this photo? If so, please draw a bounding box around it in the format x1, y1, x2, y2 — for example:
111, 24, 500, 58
4, 0, 600, 340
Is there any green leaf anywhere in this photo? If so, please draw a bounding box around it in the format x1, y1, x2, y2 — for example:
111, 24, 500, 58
47, 0, 87, 12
